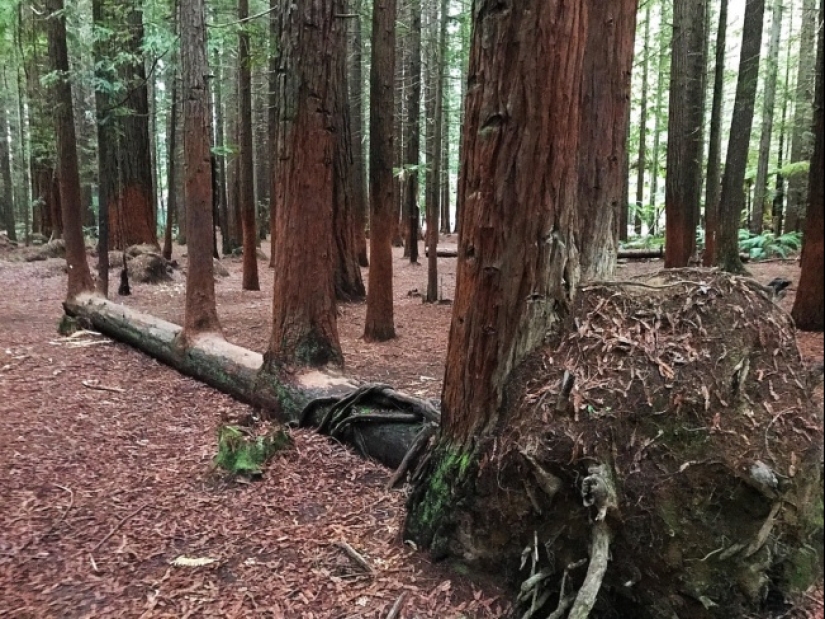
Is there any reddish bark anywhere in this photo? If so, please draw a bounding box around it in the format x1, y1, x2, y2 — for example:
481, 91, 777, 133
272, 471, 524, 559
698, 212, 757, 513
266, 0, 343, 369
578, 0, 637, 280
108, 2, 157, 251
363, 0, 396, 342
46, 0, 93, 300
440, 0, 587, 443
703, 0, 728, 266
180, 0, 221, 337
664, 0, 707, 268
791, 4, 824, 332
238, 0, 260, 291
333, 42, 366, 302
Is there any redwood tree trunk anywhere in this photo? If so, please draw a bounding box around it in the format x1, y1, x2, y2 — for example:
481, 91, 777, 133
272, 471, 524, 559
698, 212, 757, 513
791, 1, 823, 331
180, 0, 221, 338
750, 0, 783, 235
578, 0, 637, 280
703, 0, 728, 266
238, 0, 260, 290
333, 23, 366, 303
349, 0, 369, 268
110, 2, 157, 250
785, 0, 817, 232
266, 0, 343, 369
46, 0, 94, 301
404, 0, 422, 265
409, 0, 587, 456
717, 0, 765, 273
664, 0, 707, 267
363, 0, 396, 342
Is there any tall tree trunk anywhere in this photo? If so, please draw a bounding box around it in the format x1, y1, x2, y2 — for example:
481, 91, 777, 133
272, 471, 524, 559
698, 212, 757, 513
772, 7, 792, 236
110, 2, 157, 250
350, 0, 369, 267
664, 0, 707, 267
0, 90, 16, 242
268, 0, 282, 266
578, 0, 638, 281
224, 51, 239, 250
254, 61, 269, 242
425, 0, 446, 304
703, 0, 728, 266
93, 0, 115, 293
649, 1, 671, 236
791, 0, 823, 331
405, 0, 589, 543
266, 0, 343, 368
750, 0, 783, 234
634, 3, 651, 238
717, 0, 766, 273
784, 0, 817, 232
392, 19, 405, 250
238, 0, 260, 291
162, 81, 177, 261
212, 42, 230, 256
333, 15, 366, 303
14, 54, 32, 244
180, 0, 221, 339
46, 0, 93, 301
364, 0, 397, 341
405, 0, 422, 264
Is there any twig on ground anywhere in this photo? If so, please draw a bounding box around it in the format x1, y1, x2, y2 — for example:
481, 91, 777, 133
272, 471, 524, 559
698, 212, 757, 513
385, 592, 407, 619
335, 540, 375, 575
92, 504, 148, 553
82, 380, 125, 393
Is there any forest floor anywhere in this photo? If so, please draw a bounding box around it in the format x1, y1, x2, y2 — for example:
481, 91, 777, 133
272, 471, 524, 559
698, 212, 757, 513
0, 235, 822, 618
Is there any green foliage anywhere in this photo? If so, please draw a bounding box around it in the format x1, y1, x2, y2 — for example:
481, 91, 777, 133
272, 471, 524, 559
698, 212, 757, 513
738, 229, 802, 260
620, 233, 665, 250
214, 424, 291, 475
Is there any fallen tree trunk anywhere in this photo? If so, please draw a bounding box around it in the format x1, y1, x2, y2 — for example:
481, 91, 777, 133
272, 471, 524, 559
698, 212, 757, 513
430, 246, 752, 262
63, 293, 429, 469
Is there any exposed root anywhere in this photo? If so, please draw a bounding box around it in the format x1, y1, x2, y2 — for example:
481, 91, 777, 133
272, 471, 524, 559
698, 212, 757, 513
387, 424, 437, 489
567, 520, 612, 619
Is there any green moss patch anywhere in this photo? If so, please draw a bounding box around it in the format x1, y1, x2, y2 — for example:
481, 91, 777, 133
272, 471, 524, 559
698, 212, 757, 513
214, 423, 291, 475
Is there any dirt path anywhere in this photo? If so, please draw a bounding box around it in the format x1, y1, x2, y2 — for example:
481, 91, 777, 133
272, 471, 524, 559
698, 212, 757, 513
1, 240, 821, 618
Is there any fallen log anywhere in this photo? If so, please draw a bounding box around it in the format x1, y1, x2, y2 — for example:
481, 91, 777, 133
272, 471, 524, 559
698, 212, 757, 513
63, 293, 429, 469
429, 246, 752, 262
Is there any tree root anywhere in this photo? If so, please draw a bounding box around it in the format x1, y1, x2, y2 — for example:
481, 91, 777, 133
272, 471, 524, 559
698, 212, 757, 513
567, 519, 612, 619
301, 384, 441, 482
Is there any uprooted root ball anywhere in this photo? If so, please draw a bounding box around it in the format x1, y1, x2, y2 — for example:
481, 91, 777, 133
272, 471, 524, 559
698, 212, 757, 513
441, 269, 823, 619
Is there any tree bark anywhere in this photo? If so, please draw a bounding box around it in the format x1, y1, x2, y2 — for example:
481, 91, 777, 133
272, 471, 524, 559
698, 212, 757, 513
703, 0, 728, 266
110, 2, 157, 250
238, 0, 260, 290
363, 0, 397, 342
717, 0, 766, 273
405, 0, 592, 559
649, 0, 670, 236
46, 0, 94, 301
0, 92, 16, 241
784, 0, 817, 233
266, 0, 343, 369
664, 0, 707, 267
404, 0, 422, 264
425, 0, 446, 303
633, 4, 651, 239
791, 1, 823, 331
578, 0, 637, 281
180, 0, 221, 338
750, 0, 783, 235
349, 0, 369, 268
333, 17, 366, 303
